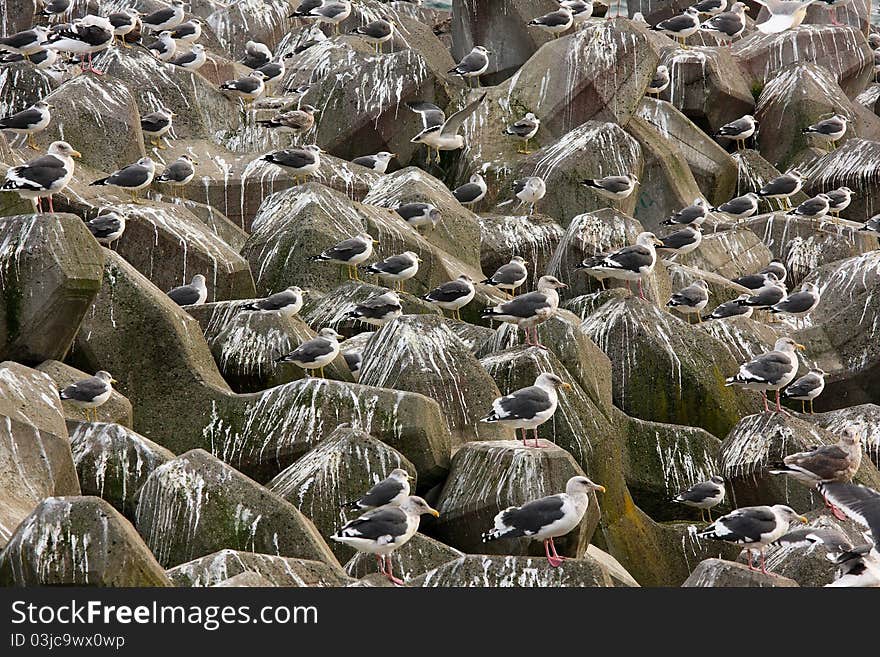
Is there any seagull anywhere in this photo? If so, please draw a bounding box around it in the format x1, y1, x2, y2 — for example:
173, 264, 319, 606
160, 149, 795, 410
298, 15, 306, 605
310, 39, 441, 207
344, 468, 413, 510
652, 7, 701, 47
170, 19, 202, 43
46, 15, 113, 75
309, 232, 375, 280
275, 328, 344, 378
108, 9, 140, 48
260, 144, 323, 184
140, 109, 174, 150
448, 45, 491, 86
661, 198, 709, 226
0, 48, 57, 68
702, 294, 754, 321
2, 140, 80, 213
362, 253, 420, 291
560, 0, 594, 25
241, 40, 272, 69
770, 428, 862, 520
802, 114, 848, 150
816, 482, 880, 587
452, 173, 488, 207
39, 0, 70, 19
577, 231, 662, 299
290, 0, 324, 20
482, 476, 605, 566
169, 43, 208, 71
0, 26, 50, 58
674, 475, 726, 521
667, 279, 710, 323
220, 70, 268, 102
859, 216, 880, 234
528, 8, 574, 37
255, 105, 318, 137
351, 151, 396, 174
331, 496, 439, 586
698, 505, 807, 573
481, 275, 567, 347
768, 282, 820, 327
754, 0, 814, 34
305, 1, 352, 35
513, 176, 546, 216
343, 350, 362, 381
407, 93, 487, 163
787, 193, 831, 226
84, 211, 126, 248
241, 286, 304, 317
140, 0, 186, 32
395, 202, 441, 230
783, 368, 826, 414
145, 31, 177, 62
692, 0, 728, 14
167, 274, 207, 307
825, 186, 853, 219
422, 275, 475, 321
700, 1, 749, 46
758, 169, 805, 209
504, 112, 540, 154
0, 100, 51, 149
89, 157, 156, 203
734, 258, 787, 287
481, 256, 528, 298
346, 290, 404, 326
58, 370, 117, 422
481, 373, 572, 448
725, 337, 804, 414
350, 17, 394, 53
656, 223, 703, 258
255, 58, 286, 86
155, 154, 196, 189
580, 173, 639, 200
712, 192, 759, 221
646, 64, 670, 97
737, 279, 787, 318
715, 114, 756, 150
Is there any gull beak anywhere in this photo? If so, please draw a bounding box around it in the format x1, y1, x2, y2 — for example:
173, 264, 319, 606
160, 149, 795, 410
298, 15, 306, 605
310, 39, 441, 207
71, 149, 82, 158
558, 282, 568, 288
594, 485, 606, 493
796, 343, 806, 350
406, 474, 415, 481
428, 507, 440, 518
560, 382, 573, 390
391, 153, 398, 158
654, 238, 664, 246
110, 378, 118, 384
372, 239, 380, 244
798, 515, 808, 524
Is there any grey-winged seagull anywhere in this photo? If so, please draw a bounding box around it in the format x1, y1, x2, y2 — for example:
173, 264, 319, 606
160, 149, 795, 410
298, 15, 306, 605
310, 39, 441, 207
480, 372, 572, 447
725, 336, 804, 414
674, 475, 726, 522
276, 327, 344, 378
481, 275, 567, 347
59, 370, 116, 423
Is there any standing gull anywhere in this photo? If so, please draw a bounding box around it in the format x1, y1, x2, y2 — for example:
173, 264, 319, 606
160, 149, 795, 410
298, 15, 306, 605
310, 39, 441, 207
422, 275, 475, 320
59, 370, 117, 422
140, 109, 174, 150
666, 279, 710, 323
513, 176, 546, 216
504, 112, 540, 154
656, 223, 703, 258
580, 173, 639, 200
481, 373, 572, 448
46, 15, 113, 75
0, 100, 51, 149
482, 275, 567, 347
712, 192, 759, 221
351, 151, 395, 174
108, 9, 139, 48
661, 198, 709, 226
146, 31, 177, 62
85, 211, 126, 247
276, 328, 344, 378
560, 0, 594, 24
309, 232, 375, 280
346, 468, 413, 510
0, 26, 49, 58
141, 0, 186, 32
674, 475, 726, 521
769, 427, 862, 488
528, 8, 574, 37
167, 274, 208, 307
725, 337, 804, 414
753, 0, 814, 33
700, 2, 749, 46
2, 140, 80, 213
331, 496, 439, 586
220, 70, 268, 102
703, 294, 754, 320
40, 0, 70, 19
787, 193, 831, 226
260, 144, 322, 183
768, 282, 820, 327
255, 106, 318, 138
738, 278, 786, 311
693, 0, 728, 14
155, 154, 196, 190
482, 476, 605, 567
577, 231, 662, 299
646, 65, 670, 97
170, 19, 202, 43
407, 93, 486, 163
241, 41, 272, 69
396, 202, 441, 230
452, 173, 488, 207
652, 7, 701, 47
346, 290, 404, 326
783, 368, 826, 414
816, 482, 880, 587
242, 286, 304, 317
448, 46, 491, 86
306, 1, 352, 35
859, 216, 880, 235
90, 157, 155, 203
169, 43, 208, 71
826, 186, 853, 219
715, 114, 756, 150
350, 18, 394, 53
362, 252, 421, 291
255, 58, 286, 86
802, 114, 848, 149
481, 256, 528, 298
698, 505, 807, 573
758, 169, 804, 209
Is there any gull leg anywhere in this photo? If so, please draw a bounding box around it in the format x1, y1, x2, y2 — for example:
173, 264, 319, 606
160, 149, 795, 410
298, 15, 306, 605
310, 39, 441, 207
707, 508, 713, 522
27, 133, 36, 149
745, 549, 754, 570
319, 366, 325, 379
47, 195, 54, 214
545, 538, 563, 567
829, 8, 842, 25
384, 556, 405, 586
521, 427, 528, 447
801, 400, 805, 414
760, 550, 771, 575
35, 197, 42, 213
761, 391, 769, 413
549, 537, 566, 564
810, 399, 815, 414
88, 52, 105, 75
775, 389, 791, 416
